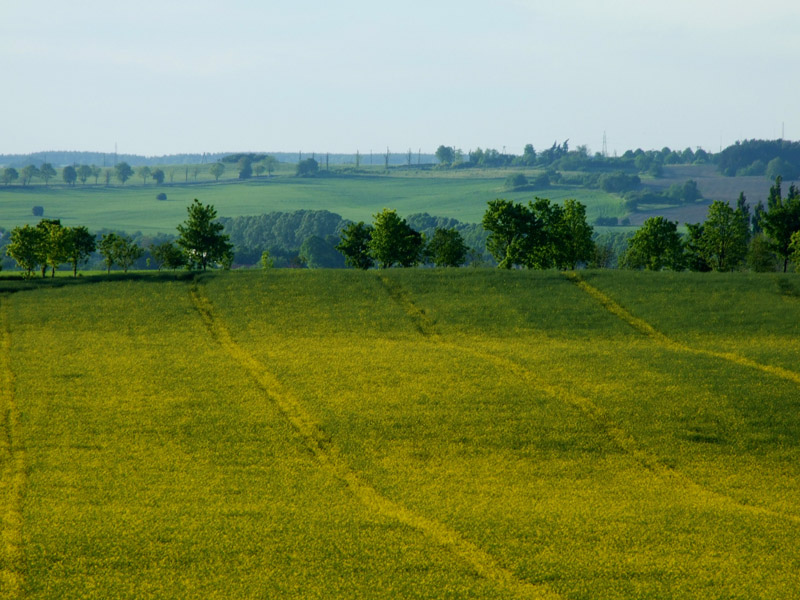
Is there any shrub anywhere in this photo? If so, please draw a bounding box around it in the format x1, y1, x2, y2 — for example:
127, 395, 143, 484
156, 193, 167, 201
504, 173, 528, 190
32, 206, 44, 216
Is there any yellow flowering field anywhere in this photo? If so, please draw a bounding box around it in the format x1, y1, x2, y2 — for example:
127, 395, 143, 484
2, 269, 799, 599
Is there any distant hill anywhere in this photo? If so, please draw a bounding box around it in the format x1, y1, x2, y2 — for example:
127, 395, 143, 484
0, 151, 437, 168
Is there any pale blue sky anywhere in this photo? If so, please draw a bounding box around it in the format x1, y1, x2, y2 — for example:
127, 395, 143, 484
2, 0, 798, 157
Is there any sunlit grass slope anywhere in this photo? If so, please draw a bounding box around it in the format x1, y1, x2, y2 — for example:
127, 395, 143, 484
2, 269, 799, 599
0, 174, 623, 233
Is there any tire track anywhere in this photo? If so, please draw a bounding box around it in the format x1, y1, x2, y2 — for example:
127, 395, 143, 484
377, 274, 800, 525
189, 282, 561, 600
564, 272, 800, 386
0, 297, 25, 600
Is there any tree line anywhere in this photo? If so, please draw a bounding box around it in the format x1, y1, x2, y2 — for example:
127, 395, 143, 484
620, 178, 800, 272
3, 200, 233, 278
4, 183, 799, 276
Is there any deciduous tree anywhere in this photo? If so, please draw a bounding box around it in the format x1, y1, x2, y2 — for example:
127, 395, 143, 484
482, 199, 540, 269
2, 167, 18, 186
137, 166, 151, 185
36, 219, 70, 277
336, 222, 374, 270
760, 177, 800, 272
621, 216, 684, 270
426, 227, 468, 267
149, 241, 186, 271
369, 208, 424, 268
176, 199, 233, 270
209, 162, 225, 181
698, 200, 749, 271
20, 165, 39, 186
62, 165, 77, 186
65, 226, 96, 277
39, 163, 56, 186
115, 162, 133, 185
5, 224, 45, 277
76, 164, 92, 184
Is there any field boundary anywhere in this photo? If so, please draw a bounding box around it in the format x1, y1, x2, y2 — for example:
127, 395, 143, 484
188, 281, 562, 600
0, 297, 26, 600
564, 272, 800, 386
378, 276, 800, 525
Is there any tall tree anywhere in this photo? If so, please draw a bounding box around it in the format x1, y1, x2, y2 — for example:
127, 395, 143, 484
20, 165, 39, 186
5, 224, 45, 277
115, 162, 133, 185
39, 163, 56, 186
296, 158, 319, 177
435, 145, 455, 166
64, 226, 96, 277
368, 208, 424, 268
36, 219, 70, 277
790, 231, 800, 270
149, 241, 186, 271
426, 227, 468, 267
114, 235, 144, 272
151, 168, 165, 185
2, 167, 18, 186
699, 200, 749, 271
481, 199, 540, 269
621, 216, 684, 270
336, 222, 374, 270
176, 199, 233, 270
557, 199, 595, 270
760, 177, 800, 272
76, 164, 92, 184
137, 166, 151, 185
62, 165, 77, 186
209, 162, 225, 181
99, 233, 120, 273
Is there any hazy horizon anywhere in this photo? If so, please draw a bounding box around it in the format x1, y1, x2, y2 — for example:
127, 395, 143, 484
2, 0, 799, 157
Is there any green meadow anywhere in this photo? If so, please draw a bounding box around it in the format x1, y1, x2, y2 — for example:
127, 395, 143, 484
1, 269, 799, 599
0, 171, 624, 234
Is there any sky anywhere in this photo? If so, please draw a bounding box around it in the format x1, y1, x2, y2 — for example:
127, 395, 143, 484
2, 0, 799, 157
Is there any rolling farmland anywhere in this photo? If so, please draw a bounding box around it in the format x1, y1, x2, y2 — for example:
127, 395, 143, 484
0, 172, 624, 235
1, 270, 799, 599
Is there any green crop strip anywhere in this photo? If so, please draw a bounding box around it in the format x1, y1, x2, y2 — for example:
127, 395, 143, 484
0, 297, 25, 600
189, 280, 562, 600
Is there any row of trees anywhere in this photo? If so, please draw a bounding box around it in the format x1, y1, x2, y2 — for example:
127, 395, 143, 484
621, 178, 800, 272
481, 198, 594, 270
336, 209, 469, 269
1, 159, 279, 188
4, 200, 233, 277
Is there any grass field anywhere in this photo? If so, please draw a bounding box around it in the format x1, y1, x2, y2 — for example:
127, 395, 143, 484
1, 270, 799, 599
0, 172, 624, 235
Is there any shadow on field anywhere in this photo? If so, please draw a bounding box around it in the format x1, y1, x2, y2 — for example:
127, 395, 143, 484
0, 271, 196, 294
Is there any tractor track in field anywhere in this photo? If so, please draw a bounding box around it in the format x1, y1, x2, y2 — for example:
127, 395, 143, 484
0, 297, 25, 600
564, 272, 800, 387
377, 274, 800, 526
188, 281, 562, 600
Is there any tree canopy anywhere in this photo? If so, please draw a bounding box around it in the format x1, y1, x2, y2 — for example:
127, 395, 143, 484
621, 216, 684, 270
176, 199, 233, 270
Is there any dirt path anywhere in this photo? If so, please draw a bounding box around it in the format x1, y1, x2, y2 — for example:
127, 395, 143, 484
376, 273, 800, 526
189, 281, 562, 600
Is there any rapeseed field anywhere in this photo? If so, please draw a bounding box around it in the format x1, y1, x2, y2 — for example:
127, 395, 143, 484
1, 269, 799, 599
